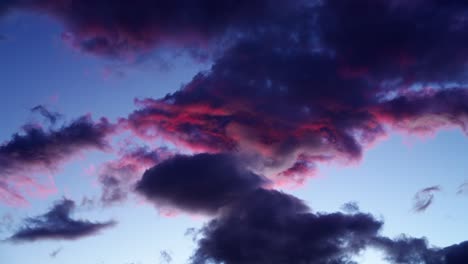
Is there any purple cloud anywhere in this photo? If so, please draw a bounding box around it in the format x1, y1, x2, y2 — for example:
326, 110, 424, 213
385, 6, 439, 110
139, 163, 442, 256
136, 153, 269, 214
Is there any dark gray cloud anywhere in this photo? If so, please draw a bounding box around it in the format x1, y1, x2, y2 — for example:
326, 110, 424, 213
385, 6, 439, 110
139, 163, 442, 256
8, 198, 115, 242
136, 153, 269, 214
192, 189, 383, 264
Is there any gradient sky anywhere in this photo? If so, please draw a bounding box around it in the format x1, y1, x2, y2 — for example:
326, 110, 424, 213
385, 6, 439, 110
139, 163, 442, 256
0, 1, 468, 264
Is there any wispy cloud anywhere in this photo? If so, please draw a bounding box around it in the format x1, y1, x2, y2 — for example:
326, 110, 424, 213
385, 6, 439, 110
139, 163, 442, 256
412, 185, 441, 213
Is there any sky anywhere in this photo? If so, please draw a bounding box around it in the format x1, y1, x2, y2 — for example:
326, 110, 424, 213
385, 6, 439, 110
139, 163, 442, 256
0, 1, 467, 264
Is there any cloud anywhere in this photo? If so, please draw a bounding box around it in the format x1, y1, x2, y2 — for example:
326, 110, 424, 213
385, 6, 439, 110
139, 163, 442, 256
192, 188, 383, 264
126, 35, 468, 186
372, 236, 444, 263
98, 146, 173, 206
0, 116, 116, 206
8, 198, 115, 242
159, 250, 172, 264
373, 236, 468, 264
1, 0, 302, 58
318, 0, 468, 83
341, 201, 360, 214
136, 153, 269, 214
49, 247, 62, 258
412, 185, 441, 213
1, 1, 468, 262
457, 181, 468, 195
443, 241, 468, 264
31, 105, 62, 125
189, 185, 467, 264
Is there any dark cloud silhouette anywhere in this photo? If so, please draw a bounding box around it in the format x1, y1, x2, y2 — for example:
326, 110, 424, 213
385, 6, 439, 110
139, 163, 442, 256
136, 153, 269, 214
0, 116, 115, 206
31, 105, 62, 125
9, 198, 115, 242
443, 241, 468, 264
192, 189, 382, 264
412, 185, 441, 213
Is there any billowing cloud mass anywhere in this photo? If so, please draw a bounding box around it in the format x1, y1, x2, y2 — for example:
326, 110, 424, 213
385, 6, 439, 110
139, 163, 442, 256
136, 153, 269, 214
8, 198, 115, 242
0, 116, 115, 206
412, 185, 441, 213
126, 39, 468, 185
1, 1, 468, 262
109, 1, 466, 190
192, 189, 383, 264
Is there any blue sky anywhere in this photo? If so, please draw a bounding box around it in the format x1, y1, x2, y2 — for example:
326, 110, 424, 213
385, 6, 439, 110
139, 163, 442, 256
1, 2, 468, 264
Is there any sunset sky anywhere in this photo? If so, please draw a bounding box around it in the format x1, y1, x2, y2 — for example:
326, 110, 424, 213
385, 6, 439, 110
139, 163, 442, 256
0, 1, 467, 264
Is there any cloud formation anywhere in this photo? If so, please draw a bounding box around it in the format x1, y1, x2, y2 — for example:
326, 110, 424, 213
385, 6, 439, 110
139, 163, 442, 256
126, 37, 468, 186
192, 189, 382, 264
1, 1, 468, 262
8, 198, 115, 242
136, 153, 269, 214
0, 116, 115, 206
412, 185, 441, 213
